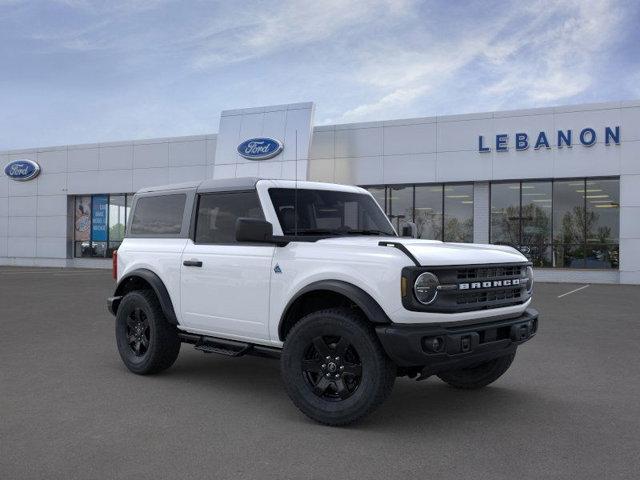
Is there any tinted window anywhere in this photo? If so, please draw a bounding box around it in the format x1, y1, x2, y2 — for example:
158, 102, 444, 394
130, 194, 186, 235
195, 192, 263, 244
269, 188, 395, 236
365, 187, 386, 213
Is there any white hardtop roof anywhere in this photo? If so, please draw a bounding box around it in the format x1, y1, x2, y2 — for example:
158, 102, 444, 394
135, 177, 367, 195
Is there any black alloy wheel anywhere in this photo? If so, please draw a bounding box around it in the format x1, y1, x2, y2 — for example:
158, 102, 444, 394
281, 308, 396, 426
115, 290, 181, 375
126, 308, 150, 357
302, 335, 363, 401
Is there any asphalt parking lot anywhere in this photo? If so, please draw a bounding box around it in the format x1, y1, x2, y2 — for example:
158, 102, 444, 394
1, 267, 639, 480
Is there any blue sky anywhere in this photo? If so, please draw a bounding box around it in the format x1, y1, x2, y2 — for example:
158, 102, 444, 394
1, 0, 639, 150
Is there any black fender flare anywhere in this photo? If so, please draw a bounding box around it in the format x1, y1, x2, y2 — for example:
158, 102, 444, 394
279, 280, 391, 340
112, 268, 178, 325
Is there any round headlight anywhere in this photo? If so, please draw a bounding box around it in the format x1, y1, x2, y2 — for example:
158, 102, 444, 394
525, 266, 534, 293
414, 272, 440, 305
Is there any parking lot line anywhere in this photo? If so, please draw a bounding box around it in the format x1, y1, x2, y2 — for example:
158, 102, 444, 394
557, 284, 590, 298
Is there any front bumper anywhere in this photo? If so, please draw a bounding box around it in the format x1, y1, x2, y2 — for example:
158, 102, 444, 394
376, 308, 538, 372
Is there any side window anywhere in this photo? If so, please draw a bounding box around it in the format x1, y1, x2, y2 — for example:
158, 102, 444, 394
130, 194, 186, 235
195, 191, 264, 244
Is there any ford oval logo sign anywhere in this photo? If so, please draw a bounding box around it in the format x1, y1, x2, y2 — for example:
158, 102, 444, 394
237, 137, 283, 160
4, 159, 41, 181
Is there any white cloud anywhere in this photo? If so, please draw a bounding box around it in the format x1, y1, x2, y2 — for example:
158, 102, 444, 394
482, 0, 621, 105
334, 0, 625, 122
191, 0, 413, 69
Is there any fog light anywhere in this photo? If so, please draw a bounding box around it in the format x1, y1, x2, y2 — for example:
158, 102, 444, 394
424, 336, 444, 353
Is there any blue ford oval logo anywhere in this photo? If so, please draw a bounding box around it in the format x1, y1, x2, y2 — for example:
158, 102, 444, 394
4, 159, 41, 181
237, 137, 283, 160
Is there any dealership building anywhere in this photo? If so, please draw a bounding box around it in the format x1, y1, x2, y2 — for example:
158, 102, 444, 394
1, 100, 639, 284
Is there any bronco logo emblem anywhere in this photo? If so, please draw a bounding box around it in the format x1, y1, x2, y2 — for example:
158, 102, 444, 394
459, 279, 520, 290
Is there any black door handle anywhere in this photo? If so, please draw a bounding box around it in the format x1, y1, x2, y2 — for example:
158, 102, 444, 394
183, 260, 203, 267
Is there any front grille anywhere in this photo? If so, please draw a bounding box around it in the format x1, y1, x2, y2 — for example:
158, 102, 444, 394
457, 287, 522, 305
456, 265, 523, 281
402, 262, 531, 313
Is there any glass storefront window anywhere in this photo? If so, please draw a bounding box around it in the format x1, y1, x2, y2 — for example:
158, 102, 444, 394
553, 180, 587, 267
362, 183, 474, 242
521, 181, 552, 267
585, 178, 619, 269
490, 178, 619, 269
388, 186, 413, 233
414, 185, 442, 240
444, 184, 473, 243
490, 183, 520, 246
74, 193, 133, 259
108, 195, 127, 256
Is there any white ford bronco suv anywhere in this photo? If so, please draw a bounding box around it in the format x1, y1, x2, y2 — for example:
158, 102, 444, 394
108, 177, 538, 425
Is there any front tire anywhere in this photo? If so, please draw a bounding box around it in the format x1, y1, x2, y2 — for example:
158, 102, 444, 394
115, 290, 181, 375
437, 352, 516, 389
281, 308, 396, 426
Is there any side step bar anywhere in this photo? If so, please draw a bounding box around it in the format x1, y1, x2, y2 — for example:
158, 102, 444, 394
178, 332, 281, 360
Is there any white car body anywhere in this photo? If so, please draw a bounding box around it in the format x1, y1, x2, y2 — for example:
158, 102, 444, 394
116, 179, 531, 349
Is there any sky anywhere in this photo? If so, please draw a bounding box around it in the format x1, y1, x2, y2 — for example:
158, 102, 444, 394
1, 0, 639, 150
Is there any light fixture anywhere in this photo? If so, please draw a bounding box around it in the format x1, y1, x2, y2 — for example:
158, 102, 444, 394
414, 272, 440, 305
585, 195, 609, 199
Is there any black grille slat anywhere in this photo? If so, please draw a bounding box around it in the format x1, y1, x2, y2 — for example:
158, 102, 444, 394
456, 287, 522, 305
456, 266, 522, 281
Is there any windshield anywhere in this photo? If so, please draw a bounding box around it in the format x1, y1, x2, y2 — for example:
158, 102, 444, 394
268, 188, 396, 237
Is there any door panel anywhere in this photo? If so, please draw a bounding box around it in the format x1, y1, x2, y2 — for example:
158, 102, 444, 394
180, 241, 274, 340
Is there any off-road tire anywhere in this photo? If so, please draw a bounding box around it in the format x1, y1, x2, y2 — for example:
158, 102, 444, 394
115, 290, 181, 375
281, 308, 396, 426
437, 352, 516, 389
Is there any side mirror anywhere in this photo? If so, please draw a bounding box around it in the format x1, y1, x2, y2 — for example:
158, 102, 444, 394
401, 222, 417, 238
236, 218, 274, 243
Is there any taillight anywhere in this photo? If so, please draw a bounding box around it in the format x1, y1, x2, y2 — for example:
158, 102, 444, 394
112, 250, 118, 280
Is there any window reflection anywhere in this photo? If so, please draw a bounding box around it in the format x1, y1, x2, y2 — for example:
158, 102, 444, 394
414, 185, 442, 240
388, 186, 413, 233
521, 181, 552, 266
488, 178, 619, 269
490, 183, 520, 246
444, 184, 473, 243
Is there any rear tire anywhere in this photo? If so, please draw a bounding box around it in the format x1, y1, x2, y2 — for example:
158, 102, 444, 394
281, 308, 396, 426
437, 352, 515, 389
115, 290, 181, 375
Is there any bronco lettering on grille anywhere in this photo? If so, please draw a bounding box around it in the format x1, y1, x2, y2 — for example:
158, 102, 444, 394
458, 278, 520, 290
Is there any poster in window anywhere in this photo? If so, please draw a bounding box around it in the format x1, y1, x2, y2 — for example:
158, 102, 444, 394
75, 196, 91, 241
92, 194, 108, 242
